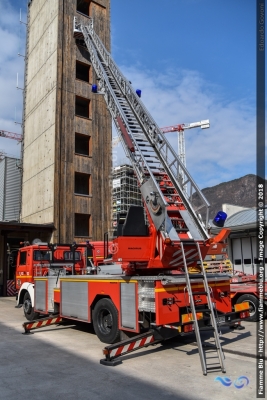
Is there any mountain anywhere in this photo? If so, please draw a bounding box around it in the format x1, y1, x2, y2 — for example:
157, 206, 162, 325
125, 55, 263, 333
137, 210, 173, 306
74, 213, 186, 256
196, 174, 266, 220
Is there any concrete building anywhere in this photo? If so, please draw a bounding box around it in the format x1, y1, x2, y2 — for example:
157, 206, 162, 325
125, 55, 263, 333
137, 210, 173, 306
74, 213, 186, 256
222, 203, 252, 218
21, 0, 112, 243
112, 165, 143, 237
0, 156, 21, 222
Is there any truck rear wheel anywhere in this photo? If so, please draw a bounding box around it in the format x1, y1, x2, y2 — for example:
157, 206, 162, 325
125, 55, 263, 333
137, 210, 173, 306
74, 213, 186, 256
237, 294, 259, 322
23, 292, 40, 321
93, 298, 120, 344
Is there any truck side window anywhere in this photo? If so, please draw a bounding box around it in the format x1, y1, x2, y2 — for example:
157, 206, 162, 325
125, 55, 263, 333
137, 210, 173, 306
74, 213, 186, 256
33, 250, 51, 261
19, 251, 27, 265
63, 251, 81, 261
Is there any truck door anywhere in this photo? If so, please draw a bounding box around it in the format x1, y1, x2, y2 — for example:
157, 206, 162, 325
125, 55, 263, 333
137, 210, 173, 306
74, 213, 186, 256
16, 250, 29, 290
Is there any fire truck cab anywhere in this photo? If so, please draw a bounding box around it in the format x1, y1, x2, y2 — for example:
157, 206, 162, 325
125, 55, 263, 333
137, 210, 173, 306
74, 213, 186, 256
16, 240, 108, 321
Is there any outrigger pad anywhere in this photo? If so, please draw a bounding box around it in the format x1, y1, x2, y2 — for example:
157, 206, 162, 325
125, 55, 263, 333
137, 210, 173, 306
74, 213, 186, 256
230, 324, 245, 330
100, 358, 122, 366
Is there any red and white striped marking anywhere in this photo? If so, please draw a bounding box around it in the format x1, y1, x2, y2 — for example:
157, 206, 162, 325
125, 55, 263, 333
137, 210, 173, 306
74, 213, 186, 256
170, 248, 198, 267
23, 316, 62, 332
109, 335, 155, 359
162, 324, 182, 331
7, 280, 16, 296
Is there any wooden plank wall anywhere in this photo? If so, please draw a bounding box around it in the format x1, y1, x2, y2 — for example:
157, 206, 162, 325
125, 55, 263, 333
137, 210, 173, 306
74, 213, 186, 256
54, 0, 112, 243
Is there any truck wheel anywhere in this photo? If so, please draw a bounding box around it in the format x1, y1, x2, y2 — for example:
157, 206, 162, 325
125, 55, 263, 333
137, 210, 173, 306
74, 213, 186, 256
237, 294, 259, 322
23, 292, 39, 321
93, 298, 120, 344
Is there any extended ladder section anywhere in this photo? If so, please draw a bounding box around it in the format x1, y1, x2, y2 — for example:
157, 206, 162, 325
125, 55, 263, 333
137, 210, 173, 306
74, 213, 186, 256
181, 241, 226, 374
74, 17, 210, 244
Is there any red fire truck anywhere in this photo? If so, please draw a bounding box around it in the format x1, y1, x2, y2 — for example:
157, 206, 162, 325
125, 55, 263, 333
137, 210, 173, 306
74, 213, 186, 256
230, 273, 267, 321
18, 18, 250, 375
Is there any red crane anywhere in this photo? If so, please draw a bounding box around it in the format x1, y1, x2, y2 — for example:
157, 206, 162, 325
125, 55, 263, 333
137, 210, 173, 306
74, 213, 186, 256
0, 130, 22, 142
160, 120, 210, 134
160, 120, 210, 191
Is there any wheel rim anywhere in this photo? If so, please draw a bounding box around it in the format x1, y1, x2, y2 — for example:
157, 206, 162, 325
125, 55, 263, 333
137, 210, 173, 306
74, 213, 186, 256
98, 309, 113, 335
24, 299, 32, 314
244, 300, 256, 317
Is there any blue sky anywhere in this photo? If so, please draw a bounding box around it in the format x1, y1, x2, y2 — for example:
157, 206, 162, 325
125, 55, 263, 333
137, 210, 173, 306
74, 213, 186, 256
0, 0, 260, 188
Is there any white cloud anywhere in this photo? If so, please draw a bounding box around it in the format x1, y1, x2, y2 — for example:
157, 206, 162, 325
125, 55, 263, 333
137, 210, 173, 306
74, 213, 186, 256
114, 65, 256, 188
1, 2, 257, 187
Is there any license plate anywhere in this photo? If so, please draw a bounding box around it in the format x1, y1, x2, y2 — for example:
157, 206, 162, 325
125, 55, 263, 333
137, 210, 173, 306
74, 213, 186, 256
216, 316, 225, 324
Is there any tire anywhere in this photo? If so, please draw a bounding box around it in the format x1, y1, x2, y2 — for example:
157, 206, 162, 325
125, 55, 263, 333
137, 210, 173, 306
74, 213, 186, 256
23, 292, 40, 321
237, 294, 259, 322
92, 298, 120, 344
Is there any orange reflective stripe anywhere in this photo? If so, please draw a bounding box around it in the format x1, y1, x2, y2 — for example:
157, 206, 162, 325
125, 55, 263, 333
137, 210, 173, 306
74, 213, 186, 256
181, 312, 203, 323
234, 302, 250, 312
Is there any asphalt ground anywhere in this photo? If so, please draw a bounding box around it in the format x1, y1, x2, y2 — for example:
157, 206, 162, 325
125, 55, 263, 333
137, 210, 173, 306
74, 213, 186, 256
0, 297, 265, 400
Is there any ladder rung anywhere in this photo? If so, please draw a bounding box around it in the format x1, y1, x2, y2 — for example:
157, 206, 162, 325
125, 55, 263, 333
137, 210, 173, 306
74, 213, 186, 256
206, 366, 224, 371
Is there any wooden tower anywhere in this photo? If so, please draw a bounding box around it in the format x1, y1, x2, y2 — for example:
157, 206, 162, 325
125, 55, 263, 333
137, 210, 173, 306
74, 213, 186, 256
21, 0, 112, 242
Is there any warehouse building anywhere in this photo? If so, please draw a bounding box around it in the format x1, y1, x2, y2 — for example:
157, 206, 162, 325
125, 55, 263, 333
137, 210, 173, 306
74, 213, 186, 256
213, 205, 267, 275
0, 156, 21, 222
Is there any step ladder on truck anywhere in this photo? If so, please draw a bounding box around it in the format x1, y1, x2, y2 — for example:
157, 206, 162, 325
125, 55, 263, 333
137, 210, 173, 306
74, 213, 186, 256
19, 17, 250, 376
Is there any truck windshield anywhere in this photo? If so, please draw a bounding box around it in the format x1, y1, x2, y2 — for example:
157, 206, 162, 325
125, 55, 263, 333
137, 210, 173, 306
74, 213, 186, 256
33, 250, 52, 261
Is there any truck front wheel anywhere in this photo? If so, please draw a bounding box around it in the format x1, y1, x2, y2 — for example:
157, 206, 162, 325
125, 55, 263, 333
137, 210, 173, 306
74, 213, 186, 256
237, 294, 259, 322
93, 298, 120, 344
23, 292, 40, 321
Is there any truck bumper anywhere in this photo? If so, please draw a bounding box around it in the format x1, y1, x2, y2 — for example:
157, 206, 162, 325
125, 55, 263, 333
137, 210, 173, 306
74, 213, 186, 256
196, 302, 250, 328
214, 310, 250, 326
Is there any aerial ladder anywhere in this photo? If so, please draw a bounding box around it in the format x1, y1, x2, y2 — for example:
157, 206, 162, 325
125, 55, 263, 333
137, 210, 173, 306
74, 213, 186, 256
73, 17, 231, 374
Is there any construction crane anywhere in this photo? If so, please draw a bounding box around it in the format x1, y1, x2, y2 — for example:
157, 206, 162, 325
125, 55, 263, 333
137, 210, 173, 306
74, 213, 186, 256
0, 130, 22, 142
112, 136, 121, 148
161, 120, 210, 190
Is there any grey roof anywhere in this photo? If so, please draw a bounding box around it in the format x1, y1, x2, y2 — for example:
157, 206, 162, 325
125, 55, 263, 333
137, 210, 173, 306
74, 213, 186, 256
225, 209, 259, 227
210, 207, 267, 231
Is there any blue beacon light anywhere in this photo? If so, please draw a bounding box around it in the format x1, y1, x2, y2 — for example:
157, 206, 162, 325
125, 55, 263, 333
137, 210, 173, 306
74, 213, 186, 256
213, 211, 227, 227
92, 84, 98, 93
